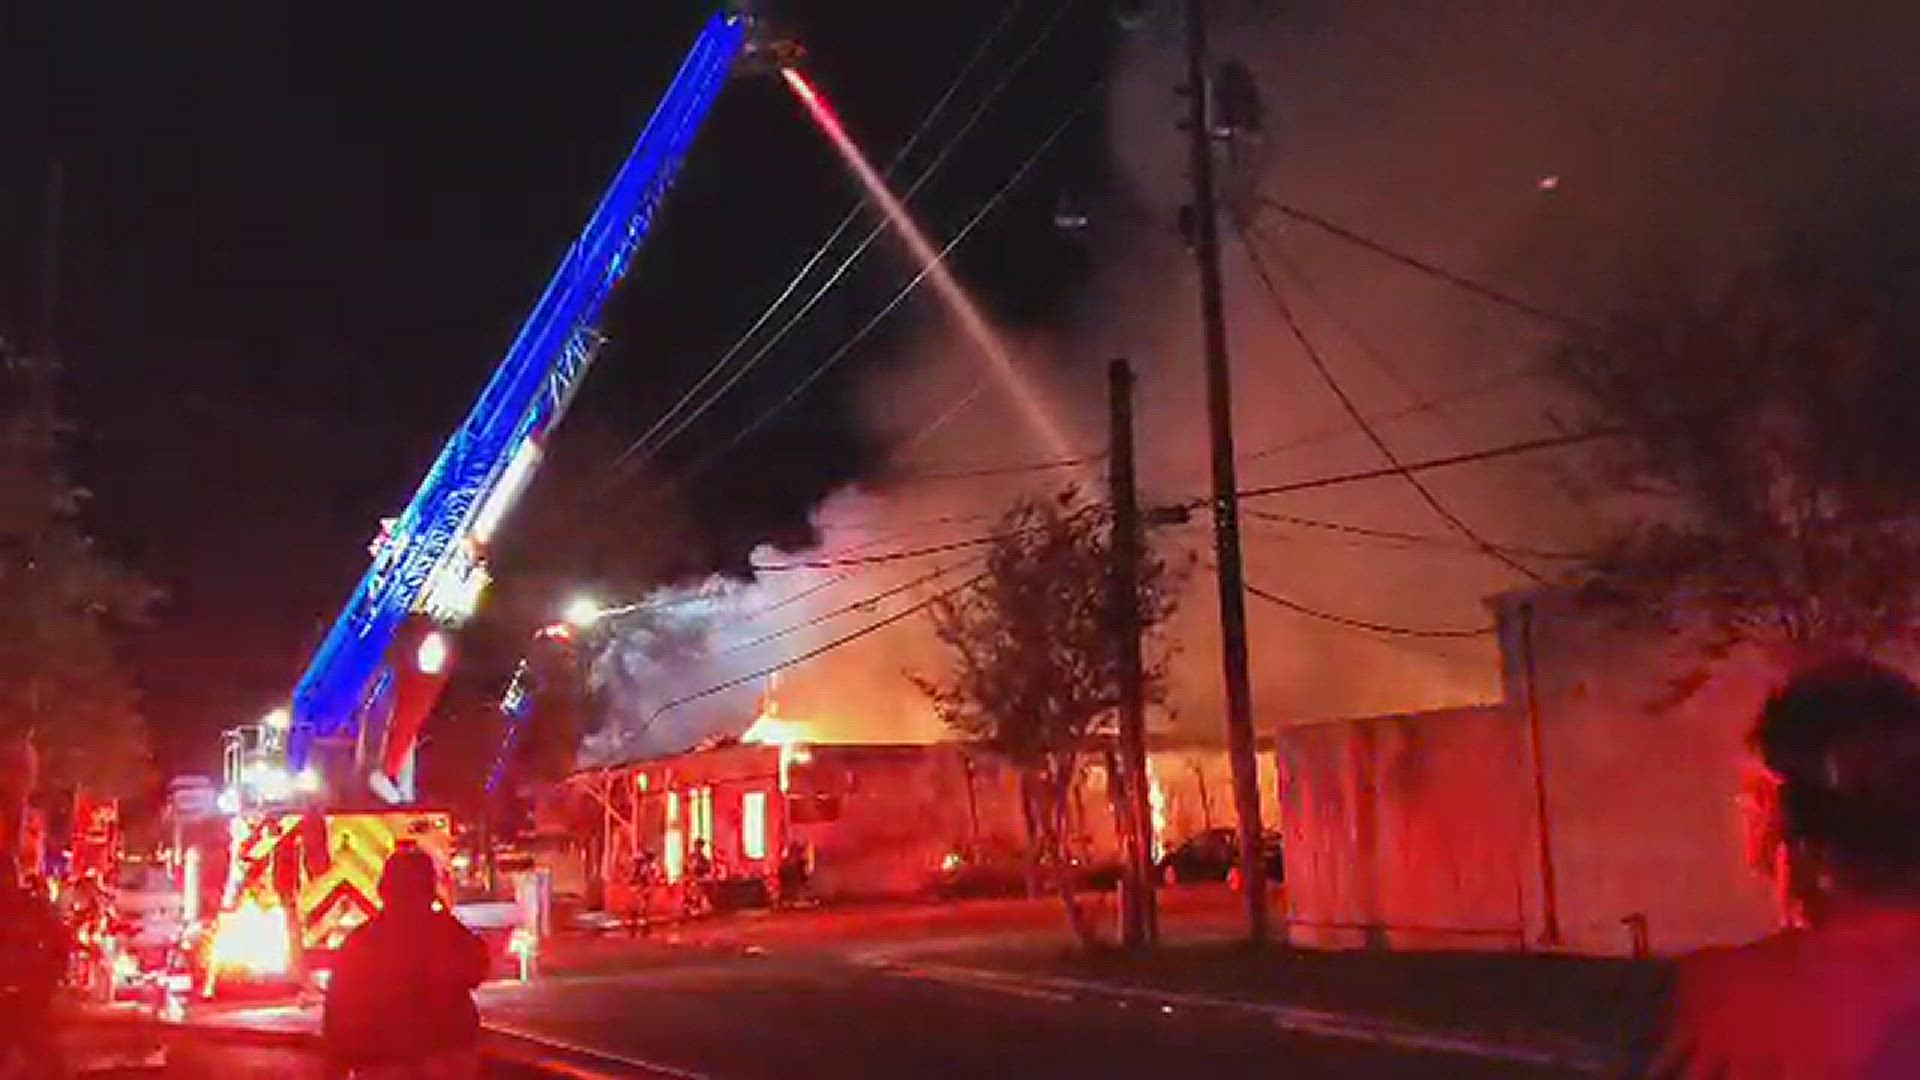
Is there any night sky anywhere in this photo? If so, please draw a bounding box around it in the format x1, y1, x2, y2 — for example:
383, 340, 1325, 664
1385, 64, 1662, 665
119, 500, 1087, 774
18, 0, 1916, 785
6, 1, 1116, 776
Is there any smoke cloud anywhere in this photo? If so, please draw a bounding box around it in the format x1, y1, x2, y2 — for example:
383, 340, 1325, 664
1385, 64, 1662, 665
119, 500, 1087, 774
583, 0, 1920, 758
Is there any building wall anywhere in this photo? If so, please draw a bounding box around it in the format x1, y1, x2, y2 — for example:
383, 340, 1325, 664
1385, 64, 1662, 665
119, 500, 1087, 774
564, 739, 1286, 906
1273, 590, 1785, 957
575, 743, 1035, 904
1493, 591, 1779, 954
1276, 707, 1532, 951
792, 745, 1026, 898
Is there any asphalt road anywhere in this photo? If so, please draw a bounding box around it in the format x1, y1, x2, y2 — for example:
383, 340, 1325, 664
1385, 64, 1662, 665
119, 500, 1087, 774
477, 951, 1565, 1079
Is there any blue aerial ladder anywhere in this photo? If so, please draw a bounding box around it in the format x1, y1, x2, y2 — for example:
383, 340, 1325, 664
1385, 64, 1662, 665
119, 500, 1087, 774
258, 8, 783, 804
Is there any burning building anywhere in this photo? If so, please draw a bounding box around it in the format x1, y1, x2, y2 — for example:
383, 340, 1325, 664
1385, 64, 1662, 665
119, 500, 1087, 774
544, 702, 1281, 911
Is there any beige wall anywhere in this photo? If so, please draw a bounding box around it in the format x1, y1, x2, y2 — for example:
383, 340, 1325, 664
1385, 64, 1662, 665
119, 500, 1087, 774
1495, 590, 1779, 953
1277, 707, 1533, 951
1273, 590, 1784, 957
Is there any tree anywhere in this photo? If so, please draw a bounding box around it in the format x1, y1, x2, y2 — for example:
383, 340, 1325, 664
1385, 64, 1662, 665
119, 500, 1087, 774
1552, 253, 1920, 668
914, 493, 1181, 947
0, 344, 157, 805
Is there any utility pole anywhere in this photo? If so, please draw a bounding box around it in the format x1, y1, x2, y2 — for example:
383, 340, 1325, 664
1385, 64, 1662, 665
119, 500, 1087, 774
1518, 601, 1562, 945
1107, 358, 1158, 948
1184, 0, 1268, 943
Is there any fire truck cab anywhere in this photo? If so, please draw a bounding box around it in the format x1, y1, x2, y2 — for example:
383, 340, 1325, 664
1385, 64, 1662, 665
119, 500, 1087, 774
180, 725, 456, 1000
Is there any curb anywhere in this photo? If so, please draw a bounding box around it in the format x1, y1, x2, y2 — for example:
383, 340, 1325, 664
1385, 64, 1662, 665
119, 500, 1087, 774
76, 1011, 692, 1078
483, 1024, 713, 1079
72, 1013, 318, 1052
865, 959, 1617, 1074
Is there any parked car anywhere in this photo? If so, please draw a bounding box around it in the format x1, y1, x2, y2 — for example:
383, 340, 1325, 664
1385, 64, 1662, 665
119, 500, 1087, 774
932, 844, 1125, 899
932, 844, 1029, 900
1157, 827, 1284, 888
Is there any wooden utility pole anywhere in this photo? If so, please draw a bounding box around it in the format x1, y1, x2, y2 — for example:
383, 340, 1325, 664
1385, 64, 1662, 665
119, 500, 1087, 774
1108, 358, 1158, 948
1185, 0, 1268, 942
1518, 601, 1562, 945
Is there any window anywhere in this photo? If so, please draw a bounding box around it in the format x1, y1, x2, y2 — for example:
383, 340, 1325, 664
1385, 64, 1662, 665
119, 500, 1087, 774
691, 787, 714, 847
741, 791, 768, 861
664, 791, 683, 883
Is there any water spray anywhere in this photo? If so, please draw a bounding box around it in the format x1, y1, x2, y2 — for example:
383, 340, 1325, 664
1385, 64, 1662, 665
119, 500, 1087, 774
778, 67, 1078, 465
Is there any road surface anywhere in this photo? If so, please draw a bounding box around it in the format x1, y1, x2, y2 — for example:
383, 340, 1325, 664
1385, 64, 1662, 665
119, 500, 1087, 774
186, 892, 1593, 1077
478, 949, 1565, 1079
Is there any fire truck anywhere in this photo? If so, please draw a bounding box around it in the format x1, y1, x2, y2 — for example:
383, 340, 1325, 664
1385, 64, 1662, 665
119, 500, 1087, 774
184, 7, 784, 994
166, 724, 460, 997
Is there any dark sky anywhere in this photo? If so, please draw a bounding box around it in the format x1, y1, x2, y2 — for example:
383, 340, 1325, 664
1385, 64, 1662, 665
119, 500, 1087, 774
5, 1, 1115, 776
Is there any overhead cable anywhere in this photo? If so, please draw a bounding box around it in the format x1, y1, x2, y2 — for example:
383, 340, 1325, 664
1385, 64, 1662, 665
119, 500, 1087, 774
1231, 428, 1620, 503
717, 559, 976, 657
1239, 229, 1549, 583
611, 0, 1087, 473
644, 570, 987, 723
1241, 577, 1494, 640
1242, 508, 1587, 561
751, 533, 999, 572
1258, 198, 1595, 336
681, 76, 1108, 475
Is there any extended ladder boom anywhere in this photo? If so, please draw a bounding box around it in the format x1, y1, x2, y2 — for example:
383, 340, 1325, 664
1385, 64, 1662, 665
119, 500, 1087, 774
288, 12, 749, 781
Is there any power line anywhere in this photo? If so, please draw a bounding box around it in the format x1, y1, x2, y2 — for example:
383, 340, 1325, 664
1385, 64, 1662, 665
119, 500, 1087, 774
1258, 198, 1594, 336
1232, 428, 1620, 503
1264, 238, 1480, 449
734, 563, 866, 621
1241, 576, 1494, 640
610, 524, 927, 645
717, 559, 976, 658
751, 533, 1000, 572
884, 378, 992, 464
679, 76, 1107, 476
753, 499, 1104, 571
782, 432, 1611, 573
712, 502, 960, 625
1240, 227, 1550, 584
603, 0, 1034, 475
1243, 361, 1540, 463
1260, 231, 1432, 416
1242, 508, 1587, 561
883, 453, 1103, 483
610, 0, 1086, 475
645, 570, 987, 724
815, 510, 1000, 533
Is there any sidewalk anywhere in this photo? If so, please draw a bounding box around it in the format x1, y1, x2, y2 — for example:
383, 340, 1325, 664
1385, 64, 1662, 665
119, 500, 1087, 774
539, 888, 1248, 973
881, 940, 1670, 1073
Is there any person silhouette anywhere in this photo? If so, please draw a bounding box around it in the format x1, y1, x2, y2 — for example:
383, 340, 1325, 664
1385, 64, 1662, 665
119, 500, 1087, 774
322, 846, 489, 1079
0, 852, 66, 1075
1648, 659, 1920, 1078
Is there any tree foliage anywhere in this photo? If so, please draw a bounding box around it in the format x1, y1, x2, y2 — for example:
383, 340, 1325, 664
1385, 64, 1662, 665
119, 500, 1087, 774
1554, 256, 1920, 662
0, 346, 157, 796
915, 493, 1181, 942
